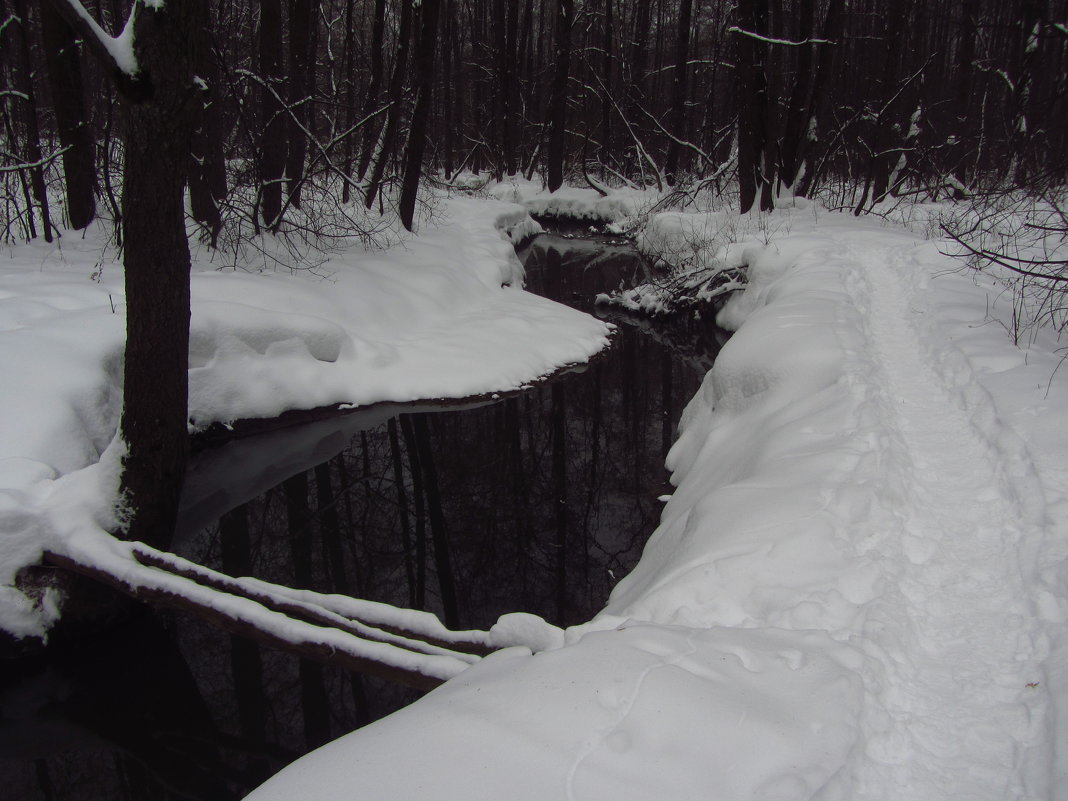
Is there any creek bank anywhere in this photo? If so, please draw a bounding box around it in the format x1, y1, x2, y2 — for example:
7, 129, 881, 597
0, 221, 725, 798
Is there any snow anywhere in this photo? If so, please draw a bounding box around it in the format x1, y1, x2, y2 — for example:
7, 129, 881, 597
0, 195, 610, 637
487, 175, 661, 226
247, 199, 1067, 801
3, 182, 1067, 799
62, 0, 140, 77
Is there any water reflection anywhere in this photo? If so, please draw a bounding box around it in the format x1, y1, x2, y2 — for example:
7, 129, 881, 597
1, 232, 726, 799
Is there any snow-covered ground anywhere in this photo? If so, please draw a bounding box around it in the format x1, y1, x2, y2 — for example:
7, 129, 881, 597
0, 195, 611, 638
247, 190, 1067, 801
3, 182, 1066, 800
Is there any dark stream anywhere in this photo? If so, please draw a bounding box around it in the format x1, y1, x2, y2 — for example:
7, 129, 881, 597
0, 230, 727, 800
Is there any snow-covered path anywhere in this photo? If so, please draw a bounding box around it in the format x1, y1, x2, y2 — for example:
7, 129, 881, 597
843, 238, 1049, 799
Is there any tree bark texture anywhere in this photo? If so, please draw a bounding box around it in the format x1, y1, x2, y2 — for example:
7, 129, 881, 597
118, 0, 204, 551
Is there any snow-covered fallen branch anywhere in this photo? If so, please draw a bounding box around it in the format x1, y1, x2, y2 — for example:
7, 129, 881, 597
44, 535, 485, 689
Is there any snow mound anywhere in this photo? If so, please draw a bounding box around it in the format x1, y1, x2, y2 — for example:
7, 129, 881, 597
248, 623, 862, 801
487, 177, 660, 224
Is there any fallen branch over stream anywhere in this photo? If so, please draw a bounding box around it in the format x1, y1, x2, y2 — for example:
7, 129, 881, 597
43, 535, 500, 691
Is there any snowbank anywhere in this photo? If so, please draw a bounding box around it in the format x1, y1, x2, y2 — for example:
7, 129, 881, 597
0, 196, 612, 638
250, 208, 1067, 800
487, 176, 660, 225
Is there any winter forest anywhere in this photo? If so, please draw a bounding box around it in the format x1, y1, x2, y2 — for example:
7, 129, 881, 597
2, 1, 1068, 800
4, 0, 1067, 236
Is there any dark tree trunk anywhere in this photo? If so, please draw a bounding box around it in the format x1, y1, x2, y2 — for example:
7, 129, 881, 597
387, 418, 416, 607
399, 0, 441, 231
219, 504, 270, 785
795, 0, 843, 198
410, 415, 458, 629
259, 0, 286, 228
601, 0, 614, 165
315, 461, 348, 595
356, 0, 386, 181
39, 2, 96, 230
340, 0, 357, 202
778, 0, 817, 190
365, 0, 414, 210
118, 0, 205, 551
399, 415, 427, 610
441, 0, 457, 178
550, 383, 568, 623
952, 0, 980, 192
1012, 0, 1045, 186
492, 0, 517, 176
9, 0, 54, 241
664, 0, 694, 185
188, 0, 226, 246
283, 471, 332, 750
546, 0, 572, 192
735, 0, 771, 213
624, 0, 652, 145
285, 0, 316, 208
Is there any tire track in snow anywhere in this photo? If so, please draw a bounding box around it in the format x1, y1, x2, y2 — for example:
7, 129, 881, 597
843, 242, 1049, 801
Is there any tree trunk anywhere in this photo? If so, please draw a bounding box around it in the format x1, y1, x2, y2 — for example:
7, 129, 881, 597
39, 2, 96, 230
219, 504, 270, 785
735, 0, 771, 213
951, 0, 980, 192
259, 0, 286, 228
546, 0, 572, 192
601, 0, 614, 165
10, 0, 54, 242
188, 0, 226, 246
364, 0, 414, 210
356, 0, 386, 181
410, 414, 458, 629
340, 0, 357, 202
118, 0, 204, 551
285, 0, 316, 208
664, 0, 694, 185
283, 471, 332, 750
398, 0, 441, 231
550, 383, 568, 623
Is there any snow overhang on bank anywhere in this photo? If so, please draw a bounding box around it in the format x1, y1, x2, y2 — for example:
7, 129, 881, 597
0, 194, 611, 640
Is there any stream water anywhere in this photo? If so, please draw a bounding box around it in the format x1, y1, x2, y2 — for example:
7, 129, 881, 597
0, 229, 728, 800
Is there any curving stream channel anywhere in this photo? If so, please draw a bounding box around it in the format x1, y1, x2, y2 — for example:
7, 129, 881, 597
0, 227, 728, 800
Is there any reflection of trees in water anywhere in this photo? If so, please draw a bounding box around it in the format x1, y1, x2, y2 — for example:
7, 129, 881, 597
1, 610, 246, 800
2, 233, 717, 798
159, 311, 704, 791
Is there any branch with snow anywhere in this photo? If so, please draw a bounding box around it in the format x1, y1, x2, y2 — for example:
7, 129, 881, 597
41, 527, 564, 689
0, 146, 70, 174
727, 26, 832, 47
45, 533, 478, 689
46, 0, 139, 76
